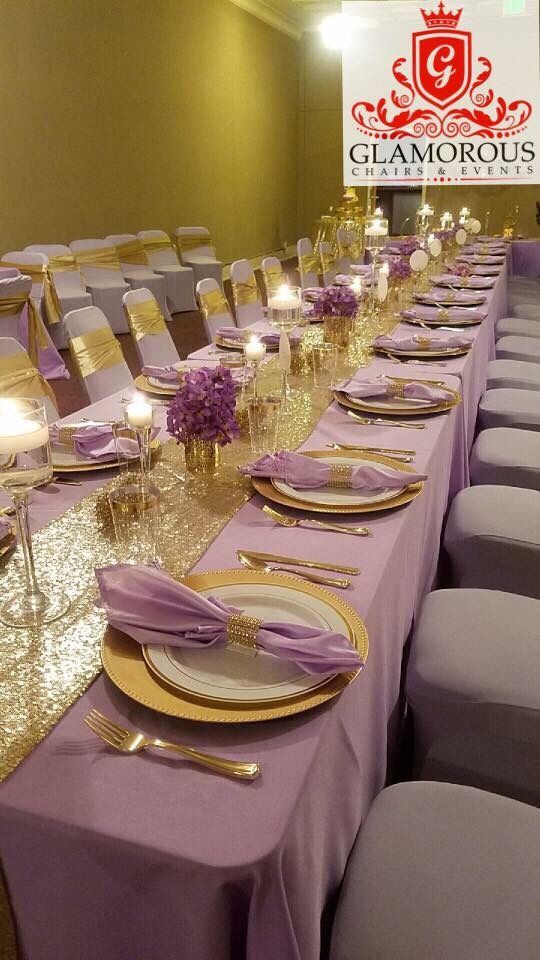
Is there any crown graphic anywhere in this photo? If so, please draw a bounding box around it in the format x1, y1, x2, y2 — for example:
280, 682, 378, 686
420, 2, 463, 29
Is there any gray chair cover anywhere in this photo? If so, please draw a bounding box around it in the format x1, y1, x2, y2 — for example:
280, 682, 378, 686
486, 358, 540, 391
330, 781, 540, 960
496, 335, 540, 363
406, 588, 540, 769
444, 485, 540, 597
479, 388, 540, 431
511, 302, 540, 321
470, 427, 540, 490
496, 316, 540, 340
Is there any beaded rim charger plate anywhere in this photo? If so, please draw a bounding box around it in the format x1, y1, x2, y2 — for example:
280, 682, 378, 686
251, 449, 424, 514
51, 438, 161, 473
335, 384, 461, 418
403, 314, 482, 328
375, 345, 471, 359
101, 569, 368, 722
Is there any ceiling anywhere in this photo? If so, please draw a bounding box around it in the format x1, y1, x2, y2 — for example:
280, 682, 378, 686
228, 0, 341, 38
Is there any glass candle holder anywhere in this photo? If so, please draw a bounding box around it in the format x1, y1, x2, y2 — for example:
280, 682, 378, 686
267, 284, 301, 403
108, 480, 161, 564
0, 398, 70, 627
247, 396, 282, 457
312, 343, 338, 391
123, 395, 155, 486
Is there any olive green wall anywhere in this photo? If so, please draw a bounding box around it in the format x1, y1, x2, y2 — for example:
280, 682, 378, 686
0, 0, 299, 262
298, 31, 540, 239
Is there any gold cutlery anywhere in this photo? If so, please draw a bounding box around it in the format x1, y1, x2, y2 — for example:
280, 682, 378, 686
386, 353, 448, 368
238, 548, 359, 574
51, 475, 83, 486
326, 443, 413, 463
237, 552, 351, 588
0, 505, 15, 517
326, 443, 416, 455
262, 505, 370, 536
84, 709, 260, 781
346, 411, 426, 430
388, 375, 447, 387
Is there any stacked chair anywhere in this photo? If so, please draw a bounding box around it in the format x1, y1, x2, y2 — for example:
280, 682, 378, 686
175, 227, 222, 287
70, 239, 131, 334
64, 305, 133, 403
138, 230, 196, 313
230, 259, 264, 328
106, 235, 172, 322
196, 278, 235, 342
123, 288, 179, 368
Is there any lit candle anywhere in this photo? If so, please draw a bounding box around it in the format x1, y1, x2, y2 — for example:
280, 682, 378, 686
440, 212, 453, 228
125, 395, 154, 429
350, 277, 363, 296
268, 284, 302, 311
244, 336, 266, 364
380, 262, 390, 276
418, 204, 434, 217
377, 273, 388, 302
365, 219, 388, 237
374, 207, 383, 216
0, 416, 49, 456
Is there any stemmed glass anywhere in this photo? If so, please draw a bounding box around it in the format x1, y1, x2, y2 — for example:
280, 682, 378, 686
0, 398, 70, 627
267, 284, 301, 403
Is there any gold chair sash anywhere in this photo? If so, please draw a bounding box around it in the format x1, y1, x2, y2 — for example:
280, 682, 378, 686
298, 253, 320, 277
47, 253, 77, 272
125, 299, 167, 341
69, 326, 124, 378
0, 353, 56, 406
73, 246, 121, 271
114, 239, 149, 267
320, 247, 338, 273
177, 234, 214, 253
0, 294, 48, 366
140, 236, 174, 255
263, 264, 287, 292
232, 278, 260, 307
1, 260, 63, 327
199, 288, 232, 318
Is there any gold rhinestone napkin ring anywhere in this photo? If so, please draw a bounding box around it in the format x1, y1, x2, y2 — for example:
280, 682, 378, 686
388, 382, 406, 400
227, 613, 263, 649
328, 464, 353, 488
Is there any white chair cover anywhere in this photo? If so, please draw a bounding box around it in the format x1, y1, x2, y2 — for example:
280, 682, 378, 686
123, 288, 180, 368
106, 235, 172, 323
261, 256, 287, 302
0, 337, 58, 422
230, 259, 264, 329
495, 316, 540, 341
320, 240, 338, 286
64, 305, 133, 403
70, 239, 130, 334
0, 268, 20, 280
0, 274, 33, 346
486, 358, 540, 392
496, 335, 540, 364
470, 427, 540, 491
138, 230, 196, 313
175, 226, 223, 287
25, 244, 92, 348
196, 278, 234, 342
297, 238, 320, 289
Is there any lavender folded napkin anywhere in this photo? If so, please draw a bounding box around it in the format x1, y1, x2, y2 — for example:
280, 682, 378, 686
303, 287, 325, 301
430, 275, 494, 289
50, 423, 158, 461
466, 265, 501, 277
401, 306, 485, 322
143, 362, 251, 386
375, 333, 473, 351
96, 564, 363, 675
142, 364, 181, 382
216, 325, 301, 345
349, 265, 372, 276
239, 450, 426, 490
336, 375, 454, 404
458, 255, 504, 265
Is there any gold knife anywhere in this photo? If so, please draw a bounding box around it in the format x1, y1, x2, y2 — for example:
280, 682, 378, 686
238, 550, 359, 576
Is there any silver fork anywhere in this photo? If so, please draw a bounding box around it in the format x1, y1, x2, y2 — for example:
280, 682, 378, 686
84, 709, 260, 781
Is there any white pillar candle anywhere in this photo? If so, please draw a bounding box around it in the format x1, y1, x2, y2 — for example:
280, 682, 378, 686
268, 284, 301, 311
0, 419, 49, 456
365, 220, 388, 238
377, 274, 388, 302
244, 336, 266, 363
350, 278, 363, 296
125, 396, 154, 429
279, 330, 291, 373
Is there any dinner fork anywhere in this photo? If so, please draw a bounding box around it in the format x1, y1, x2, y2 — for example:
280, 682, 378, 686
261, 504, 370, 536
346, 411, 426, 430
84, 709, 260, 780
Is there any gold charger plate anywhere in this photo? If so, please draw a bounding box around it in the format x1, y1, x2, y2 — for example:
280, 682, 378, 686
402, 315, 482, 329
376, 345, 470, 360
52, 438, 161, 473
0, 528, 16, 560
335, 385, 461, 419
135, 373, 178, 396
215, 336, 278, 353
101, 568, 368, 722
251, 449, 424, 515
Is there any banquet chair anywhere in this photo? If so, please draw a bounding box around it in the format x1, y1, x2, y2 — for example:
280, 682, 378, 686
320, 241, 338, 286
486, 359, 540, 391
479, 388, 540, 432
470, 428, 540, 491
25, 244, 92, 348
443, 485, 540, 599
297, 238, 320, 289
106, 235, 172, 322
336, 227, 356, 272
230, 259, 264, 329
123, 288, 179, 368
64, 305, 133, 403
175, 227, 222, 287
70, 239, 130, 334
405, 589, 540, 801
196, 278, 234, 342
330, 782, 540, 960
138, 230, 196, 312
511, 302, 540, 321
348, 228, 363, 264
261, 256, 287, 301
0, 337, 58, 422
496, 316, 540, 340
496, 335, 540, 363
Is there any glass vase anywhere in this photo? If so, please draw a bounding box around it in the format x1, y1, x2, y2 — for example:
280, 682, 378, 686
323, 315, 354, 349
183, 438, 220, 477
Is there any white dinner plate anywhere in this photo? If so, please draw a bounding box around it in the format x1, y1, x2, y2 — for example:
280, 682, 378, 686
143, 580, 345, 702
272, 455, 407, 508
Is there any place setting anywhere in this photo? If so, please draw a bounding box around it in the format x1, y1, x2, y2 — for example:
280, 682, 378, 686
426, 274, 495, 291
400, 303, 485, 328
373, 331, 473, 361
334, 373, 461, 421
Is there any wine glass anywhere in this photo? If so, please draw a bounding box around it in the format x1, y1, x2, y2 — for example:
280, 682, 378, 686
0, 397, 70, 627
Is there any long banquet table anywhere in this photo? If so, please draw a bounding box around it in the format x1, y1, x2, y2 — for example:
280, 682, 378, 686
0, 260, 508, 960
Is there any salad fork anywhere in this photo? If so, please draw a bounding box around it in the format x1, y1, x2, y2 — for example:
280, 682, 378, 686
261, 504, 370, 536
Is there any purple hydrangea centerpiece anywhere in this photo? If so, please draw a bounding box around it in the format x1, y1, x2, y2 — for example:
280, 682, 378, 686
167, 366, 240, 446
312, 285, 358, 319
388, 258, 412, 281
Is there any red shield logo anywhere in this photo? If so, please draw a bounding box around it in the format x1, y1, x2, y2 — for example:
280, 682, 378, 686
413, 29, 471, 108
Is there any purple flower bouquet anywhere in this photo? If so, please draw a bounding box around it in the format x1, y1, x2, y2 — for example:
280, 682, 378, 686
313, 286, 358, 349
167, 366, 240, 474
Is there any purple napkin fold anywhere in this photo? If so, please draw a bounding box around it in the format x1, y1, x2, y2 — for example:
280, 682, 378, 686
375, 333, 473, 351
458, 255, 504, 265
96, 564, 363, 675
349, 265, 372, 276
239, 450, 426, 490
401, 306, 485, 322
336, 375, 454, 404
430, 275, 494, 289
216, 325, 301, 345
142, 364, 180, 381
50, 423, 158, 461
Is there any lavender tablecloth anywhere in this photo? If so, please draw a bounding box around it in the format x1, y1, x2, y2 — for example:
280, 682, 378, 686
0, 265, 508, 960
